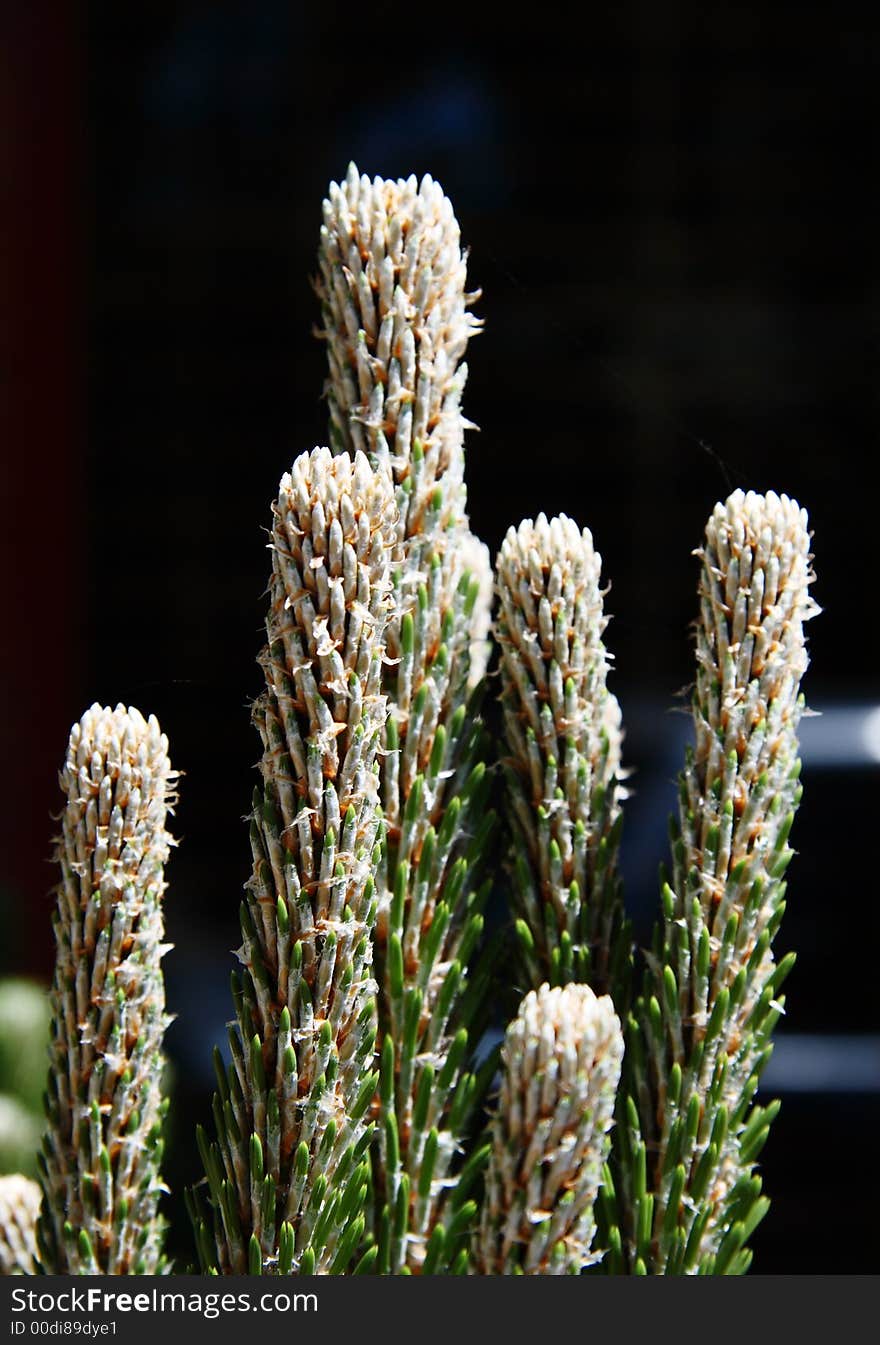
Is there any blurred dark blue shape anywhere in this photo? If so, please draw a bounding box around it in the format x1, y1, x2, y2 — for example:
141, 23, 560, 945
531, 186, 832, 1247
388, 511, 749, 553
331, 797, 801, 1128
138, 1, 506, 213
336, 65, 508, 210
145, 1, 294, 134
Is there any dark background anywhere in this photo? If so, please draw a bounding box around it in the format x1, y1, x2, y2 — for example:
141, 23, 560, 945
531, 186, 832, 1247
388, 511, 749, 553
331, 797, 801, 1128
2, 2, 878, 1272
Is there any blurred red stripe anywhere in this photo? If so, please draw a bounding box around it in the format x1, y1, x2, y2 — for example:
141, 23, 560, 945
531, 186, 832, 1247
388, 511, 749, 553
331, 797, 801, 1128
0, 6, 83, 977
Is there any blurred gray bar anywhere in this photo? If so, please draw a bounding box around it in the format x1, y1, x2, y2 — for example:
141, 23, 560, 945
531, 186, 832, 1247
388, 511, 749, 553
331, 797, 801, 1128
622, 699, 880, 769
797, 703, 880, 768
763, 1034, 880, 1094
478, 1029, 880, 1093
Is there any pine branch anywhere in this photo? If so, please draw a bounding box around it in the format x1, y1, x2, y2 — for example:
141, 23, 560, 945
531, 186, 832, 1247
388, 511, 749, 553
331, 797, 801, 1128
317, 163, 481, 504
38, 704, 177, 1274
0, 1175, 40, 1275
495, 514, 628, 1000
476, 984, 623, 1274
191, 448, 396, 1275
317, 167, 495, 1272
617, 489, 819, 1274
